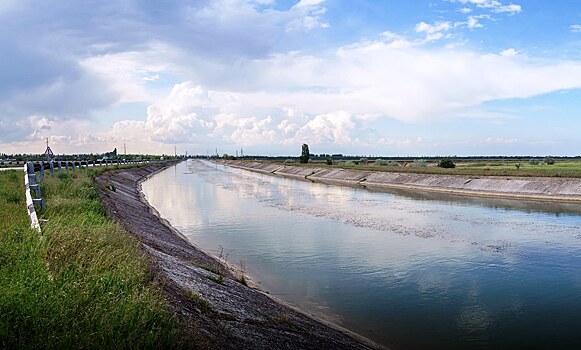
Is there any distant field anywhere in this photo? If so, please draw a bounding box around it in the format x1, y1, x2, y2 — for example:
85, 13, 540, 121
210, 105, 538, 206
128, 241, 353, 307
279, 158, 581, 178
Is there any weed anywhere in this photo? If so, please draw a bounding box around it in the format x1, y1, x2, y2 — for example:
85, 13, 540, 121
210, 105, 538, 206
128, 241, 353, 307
0, 168, 190, 348
208, 274, 224, 284
197, 263, 221, 275
272, 313, 305, 332
274, 313, 295, 328
237, 275, 248, 286
5, 193, 21, 204
237, 261, 248, 286
188, 292, 213, 314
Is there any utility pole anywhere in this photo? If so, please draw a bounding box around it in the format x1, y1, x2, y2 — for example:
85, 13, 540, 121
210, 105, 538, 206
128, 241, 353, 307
124, 143, 127, 156
174, 145, 177, 158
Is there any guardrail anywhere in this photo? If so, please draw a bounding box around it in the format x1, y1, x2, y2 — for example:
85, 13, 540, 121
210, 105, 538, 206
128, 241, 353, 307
23, 159, 167, 233
24, 162, 42, 233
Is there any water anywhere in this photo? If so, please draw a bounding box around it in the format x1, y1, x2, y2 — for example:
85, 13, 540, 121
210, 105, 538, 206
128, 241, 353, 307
142, 160, 581, 349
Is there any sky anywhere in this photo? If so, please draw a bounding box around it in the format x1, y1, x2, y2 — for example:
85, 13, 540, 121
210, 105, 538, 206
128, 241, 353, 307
0, 0, 580, 157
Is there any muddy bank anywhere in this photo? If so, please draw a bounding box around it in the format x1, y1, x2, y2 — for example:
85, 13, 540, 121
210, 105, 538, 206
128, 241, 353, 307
223, 161, 581, 202
96, 162, 377, 350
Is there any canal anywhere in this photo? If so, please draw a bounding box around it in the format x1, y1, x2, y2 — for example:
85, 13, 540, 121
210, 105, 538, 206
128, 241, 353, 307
142, 160, 581, 349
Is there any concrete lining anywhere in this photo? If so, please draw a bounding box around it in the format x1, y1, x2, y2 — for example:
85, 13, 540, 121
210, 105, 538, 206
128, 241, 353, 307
222, 161, 581, 203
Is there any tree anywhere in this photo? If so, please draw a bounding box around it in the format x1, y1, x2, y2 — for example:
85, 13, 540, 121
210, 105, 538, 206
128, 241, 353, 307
300, 144, 310, 163
437, 157, 456, 168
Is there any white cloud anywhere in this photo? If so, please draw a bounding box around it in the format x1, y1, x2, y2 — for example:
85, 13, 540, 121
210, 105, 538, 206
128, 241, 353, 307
97, 34, 581, 152
293, 111, 356, 145
452, 0, 522, 14
466, 16, 483, 29
416, 21, 452, 34
484, 137, 521, 145
571, 25, 581, 33
493, 4, 521, 14
500, 48, 518, 56
80, 42, 176, 104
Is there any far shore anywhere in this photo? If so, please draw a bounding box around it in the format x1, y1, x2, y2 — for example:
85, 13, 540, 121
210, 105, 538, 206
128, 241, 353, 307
221, 160, 581, 203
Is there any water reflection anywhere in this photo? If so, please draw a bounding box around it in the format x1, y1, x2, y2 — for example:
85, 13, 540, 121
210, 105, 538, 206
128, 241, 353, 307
142, 160, 581, 350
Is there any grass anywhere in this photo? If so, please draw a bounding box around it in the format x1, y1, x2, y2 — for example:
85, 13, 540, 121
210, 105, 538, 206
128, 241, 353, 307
188, 292, 213, 314
196, 263, 222, 276
0, 167, 195, 349
237, 274, 248, 286
286, 159, 581, 178
208, 274, 224, 284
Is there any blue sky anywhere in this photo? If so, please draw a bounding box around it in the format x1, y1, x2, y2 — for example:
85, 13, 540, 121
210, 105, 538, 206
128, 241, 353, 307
0, 0, 580, 156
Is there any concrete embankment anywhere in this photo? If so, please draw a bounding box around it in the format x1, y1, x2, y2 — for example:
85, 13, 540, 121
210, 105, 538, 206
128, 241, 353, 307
96, 162, 377, 350
223, 161, 581, 202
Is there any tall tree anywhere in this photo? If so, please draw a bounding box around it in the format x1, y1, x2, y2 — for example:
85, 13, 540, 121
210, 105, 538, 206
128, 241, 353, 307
300, 144, 310, 163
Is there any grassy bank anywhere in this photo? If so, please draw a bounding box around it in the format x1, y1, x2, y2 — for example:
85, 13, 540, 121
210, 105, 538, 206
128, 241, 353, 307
0, 166, 193, 349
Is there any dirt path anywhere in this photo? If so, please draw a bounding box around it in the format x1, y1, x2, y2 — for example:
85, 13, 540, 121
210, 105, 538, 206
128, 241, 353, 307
96, 163, 379, 350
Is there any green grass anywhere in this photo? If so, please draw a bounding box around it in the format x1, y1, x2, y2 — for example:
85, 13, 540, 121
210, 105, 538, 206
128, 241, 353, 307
187, 292, 213, 314
0, 167, 194, 349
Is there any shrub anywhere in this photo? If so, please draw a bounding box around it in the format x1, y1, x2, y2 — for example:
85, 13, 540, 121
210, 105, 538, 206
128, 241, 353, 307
325, 156, 333, 165
412, 159, 427, 168
437, 157, 456, 168
529, 159, 540, 165
544, 156, 555, 165
284, 159, 295, 164
375, 159, 388, 166
359, 157, 368, 165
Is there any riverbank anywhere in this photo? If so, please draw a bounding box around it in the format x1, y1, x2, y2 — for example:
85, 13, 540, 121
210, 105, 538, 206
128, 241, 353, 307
96, 162, 379, 350
0, 166, 188, 349
222, 160, 581, 203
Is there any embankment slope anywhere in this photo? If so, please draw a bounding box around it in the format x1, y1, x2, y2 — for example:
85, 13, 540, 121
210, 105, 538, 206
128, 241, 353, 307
96, 162, 376, 350
223, 161, 581, 202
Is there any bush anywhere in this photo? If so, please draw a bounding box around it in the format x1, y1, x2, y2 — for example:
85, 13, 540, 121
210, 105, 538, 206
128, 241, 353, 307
284, 159, 295, 164
325, 156, 333, 165
529, 159, 540, 165
437, 157, 456, 168
544, 156, 555, 165
412, 159, 427, 168
375, 159, 388, 166
359, 157, 368, 165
